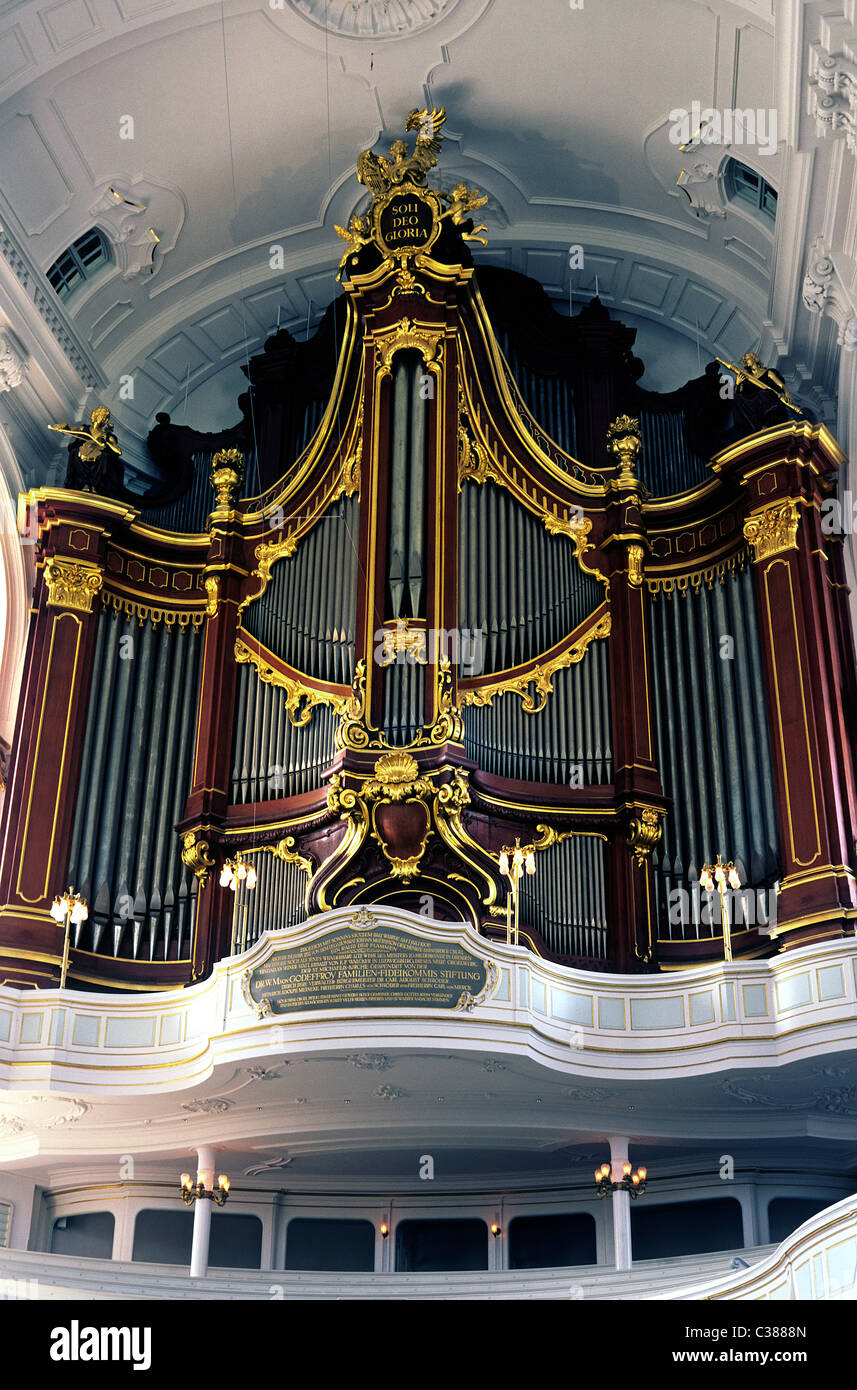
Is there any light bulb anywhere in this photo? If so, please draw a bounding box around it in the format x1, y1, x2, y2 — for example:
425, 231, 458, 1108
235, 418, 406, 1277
219, 866, 230, 887
728, 868, 741, 890
499, 852, 509, 875
236, 861, 247, 880
218, 1175, 230, 1192
526, 852, 536, 874
594, 1169, 602, 1181
638, 1167, 647, 1180
50, 898, 65, 922
229, 879, 238, 893
246, 866, 257, 890
632, 1173, 640, 1185
180, 1173, 191, 1188
622, 1161, 632, 1176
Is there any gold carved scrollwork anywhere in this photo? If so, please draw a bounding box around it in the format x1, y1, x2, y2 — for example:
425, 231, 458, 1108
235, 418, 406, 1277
240, 533, 298, 614
743, 499, 800, 562
626, 807, 663, 867
460, 612, 611, 714
234, 638, 346, 726
210, 448, 245, 511
457, 395, 497, 490
43, 557, 103, 613
204, 576, 219, 618
363, 752, 433, 802
341, 397, 363, 498
378, 621, 427, 666
181, 831, 215, 886
627, 543, 644, 588
269, 835, 314, 878
374, 317, 443, 370
334, 656, 463, 752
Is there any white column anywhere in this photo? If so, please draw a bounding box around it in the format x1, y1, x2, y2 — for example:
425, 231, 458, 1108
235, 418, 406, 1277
189, 1146, 216, 1279
609, 1135, 633, 1271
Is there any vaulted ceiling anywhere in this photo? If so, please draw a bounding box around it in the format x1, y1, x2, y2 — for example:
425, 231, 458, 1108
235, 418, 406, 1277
0, 0, 855, 486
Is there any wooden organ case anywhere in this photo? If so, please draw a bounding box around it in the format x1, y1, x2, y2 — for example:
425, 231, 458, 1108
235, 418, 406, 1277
2, 108, 857, 990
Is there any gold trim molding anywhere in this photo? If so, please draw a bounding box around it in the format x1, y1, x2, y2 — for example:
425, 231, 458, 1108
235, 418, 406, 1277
181, 832, 215, 886
460, 611, 611, 714
101, 589, 205, 630
372, 317, 444, 369
44, 557, 103, 613
744, 499, 800, 562
234, 638, 346, 726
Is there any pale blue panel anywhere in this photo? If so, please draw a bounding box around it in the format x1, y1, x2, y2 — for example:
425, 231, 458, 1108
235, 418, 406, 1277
49, 1009, 65, 1046
775, 973, 813, 1012
104, 1016, 156, 1048
794, 1261, 812, 1298
0, 1010, 11, 1042
531, 980, 546, 1015
630, 996, 685, 1030
720, 982, 736, 1021
19, 1013, 42, 1043
826, 1238, 857, 1294
72, 1014, 100, 1047
518, 971, 529, 1007
817, 965, 845, 1001
812, 1253, 825, 1296
689, 991, 715, 1026
159, 1013, 183, 1045
493, 970, 511, 1002
598, 997, 625, 1030
742, 984, 768, 1017
550, 990, 592, 1025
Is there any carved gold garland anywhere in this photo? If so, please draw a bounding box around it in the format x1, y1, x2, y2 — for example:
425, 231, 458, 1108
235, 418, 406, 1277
743, 499, 800, 562
204, 575, 219, 618
101, 589, 205, 630
234, 638, 348, 726
460, 611, 611, 714
646, 550, 747, 597
43, 557, 103, 613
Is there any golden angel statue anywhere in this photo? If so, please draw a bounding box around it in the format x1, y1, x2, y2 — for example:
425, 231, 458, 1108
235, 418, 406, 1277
50, 405, 125, 497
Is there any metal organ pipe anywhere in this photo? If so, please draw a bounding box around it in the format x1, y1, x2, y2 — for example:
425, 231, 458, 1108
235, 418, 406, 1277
648, 567, 780, 941
65, 610, 203, 962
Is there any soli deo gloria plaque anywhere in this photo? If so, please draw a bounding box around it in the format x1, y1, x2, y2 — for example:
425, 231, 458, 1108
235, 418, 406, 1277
241, 913, 496, 1017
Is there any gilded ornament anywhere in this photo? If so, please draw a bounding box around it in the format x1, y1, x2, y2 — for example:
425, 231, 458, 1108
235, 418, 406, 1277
460, 612, 611, 713
334, 212, 372, 280
43, 556, 103, 613
340, 398, 363, 498
234, 638, 346, 726
356, 107, 447, 198
204, 575, 219, 618
626, 807, 663, 866
743, 499, 800, 562
269, 835, 313, 878
627, 543, 644, 587
606, 415, 643, 487
181, 831, 215, 886
210, 448, 245, 510
374, 317, 444, 370
377, 621, 427, 666
364, 752, 433, 802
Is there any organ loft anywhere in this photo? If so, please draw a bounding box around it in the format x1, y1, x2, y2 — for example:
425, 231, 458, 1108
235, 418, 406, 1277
1, 105, 856, 993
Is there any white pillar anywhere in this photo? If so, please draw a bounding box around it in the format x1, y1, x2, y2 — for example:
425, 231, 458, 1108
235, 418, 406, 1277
189, 1146, 216, 1279
609, 1136, 633, 1271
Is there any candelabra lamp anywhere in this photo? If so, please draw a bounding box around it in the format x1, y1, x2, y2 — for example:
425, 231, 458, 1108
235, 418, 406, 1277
221, 852, 258, 956
49, 887, 89, 989
497, 839, 536, 945
595, 1161, 647, 1198
699, 855, 742, 962
180, 1172, 230, 1207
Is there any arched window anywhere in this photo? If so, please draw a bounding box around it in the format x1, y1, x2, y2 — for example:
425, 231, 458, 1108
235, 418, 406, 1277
724, 159, 777, 225
46, 228, 110, 301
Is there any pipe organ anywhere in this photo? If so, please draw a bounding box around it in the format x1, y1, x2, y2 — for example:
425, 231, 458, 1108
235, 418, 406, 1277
2, 106, 857, 991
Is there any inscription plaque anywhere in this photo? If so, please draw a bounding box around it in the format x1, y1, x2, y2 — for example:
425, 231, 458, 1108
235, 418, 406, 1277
377, 193, 435, 255
243, 923, 492, 1015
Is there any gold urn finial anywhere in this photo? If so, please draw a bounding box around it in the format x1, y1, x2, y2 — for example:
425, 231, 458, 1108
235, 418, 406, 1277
606, 415, 643, 488
210, 448, 245, 511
